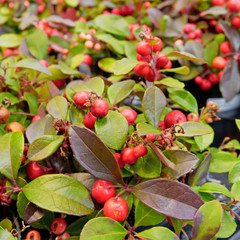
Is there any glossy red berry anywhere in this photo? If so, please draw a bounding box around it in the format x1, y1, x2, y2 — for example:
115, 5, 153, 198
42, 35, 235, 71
183, 23, 195, 34
200, 79, 212, 91
232, 16, 240, 28
83, 112, 96, 129
219, 41, 232, 54
152, 37, 163, 52
144, 1, 151, 8
187, 113, 199, 121
26, 162, 47, 181
208, 73, 219, 84
164, 110, 187, 128
103, 197, 128, 221
136, 54, 151, 63
92, 179, 116, 204
133, 144, 148, 158
53, 79, 66, 89
21, 155, 26, 165
156, 52, 169, 69
121, 147, 138, 164
73, 91, 90, 110
51, 218, 67, 235
134, 64, 150, 77
212, 0, 226, 6
111, 8, 121, 15
90, 99, 109, 118
26, 230, 41, 240
215, 24, 224, 33
146, 134, 156, 142
113, 153, 125, 169
120, 108, 137, 126
55, 232, 71, 240
31, 114, 41, 123
187, 31, 197, 40
159, 121, 166, 130
227, 0, 240, 11
212, 56, 227, 69
145, 68, 161, 82
39, 59, 49, 67
82, 54, 92, 66
163, 60, 172, 69
136, 41, 152, 56
194, 76, 203, 85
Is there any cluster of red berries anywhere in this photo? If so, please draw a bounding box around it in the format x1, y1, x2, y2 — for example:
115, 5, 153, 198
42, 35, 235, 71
79, 29, 102, 52
194, 72, 220, 91
134, 37, 172, 82
103, 4, 135, 16
26, 218, 70, 240
92, 179, 129, 221
183, 24, 203, 43
2, 47, 20, 57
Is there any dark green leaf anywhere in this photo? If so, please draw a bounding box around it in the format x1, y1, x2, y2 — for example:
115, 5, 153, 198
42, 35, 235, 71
69, 125, 124, 184
132, 179, 204, 220
113, 58, 139, 75
27, 135, 65, 161
203, 40, 219, 65
23, 174, 94, 216
95, 111, 128, 150
136, 122, 162, 136
165, 51, 206, 63
23, 92, 39, 115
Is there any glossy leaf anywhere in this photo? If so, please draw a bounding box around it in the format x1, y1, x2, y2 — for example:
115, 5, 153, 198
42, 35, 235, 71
137, 227, 179, 240
98, 58, 116, 73
135, 200, 165, 227
23, 174, 94, 216
107, 80, 135, 105
165, 51, 206, 63
0, 132, 24, 180
163, 149, 199, 179
199, 182, 232, 199
132, 178, 204, 220
113, 58, 139, 75
155, 77, 185, 89
136, 122, 162, 136
26, 28, 48, 60
0, 33, 23, 47
94, 14, 130, 37
27, 135, 65, 161
160, 66, 189, 75
46, 96, 68, 121
192, 200, 222, 240
142, 86, 166, 128
0, 226, 16, 240
188, 153, 212, 187
229, 162, 240, 183
26, 116, 56, 144
231, 181, 240, 201
169, 89, 198, 114
175, 121, 213, 137
69, 125, 123, 183
95, 110, 128, 150
80, 217, 127, 240
203, 40, 219, 65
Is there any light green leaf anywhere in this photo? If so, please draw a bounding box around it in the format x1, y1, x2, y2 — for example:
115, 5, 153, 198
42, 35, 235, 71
37, 66, 67, 81
136, 122, 162, 136
98, 58, 116, 73
229, 162, 240, 183
160, 66, 190, 75
203, 40, 219, 65
236, 119, 240, 131
165, 51, 206, 63
155, 77, 185, 88
113, 58, 139, 75
59, 61, 82, 75
0, 33, 23, 47
0, 226, 16, 240
231, 181, 240, 201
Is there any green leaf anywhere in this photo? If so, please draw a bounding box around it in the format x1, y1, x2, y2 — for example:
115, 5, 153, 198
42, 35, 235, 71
98, 58, 116, 73
142, 86, 166, 128
231, 181, 240, 201
136, 122, 162, 136
236, 119, 240, 130
0, 132, 24, 180
200, 6, 227, 16
23, 92, 39, 115
136, 227, 179, 240
209, 151, 239, 173
26, 28, 48, 60
0, 33, 23, 47
108, 80, 135, 105
113, 58, 139, 75
10, 59, 52, 76
70, 54, 84, 69
165, 51, 206, 63
0, 219, 12, 232
73, 20, 89, 33
59, 61, 82, 75
0, 226, 16, 240
160, 66, 190, 75
49, 35, 69, 49
192, 200, 223, 240
155, 77, 185, 89
80, 217, 127, 240
175, 121, 213, 137
0, 92, 19, 106
65, 0, 78, 7
215, 210, 237, 238
199, 182, 232, 199
175, 65, 204, 81
135, 201, 165, 227
203, 40, 219, 65
125, 41, 137, 59
95, 14, 130, 37
132, 146, 161, 179
95, 111, 128, 150
69, 104, 85, 124
229, 162, 240, 183
46, 96, 68, 121
169, 89, 198, 114
27, 135, 65, 161
23, 174, 94, 216
37, 66, 67, 81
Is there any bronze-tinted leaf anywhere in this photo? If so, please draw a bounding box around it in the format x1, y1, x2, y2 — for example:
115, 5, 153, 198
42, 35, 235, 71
24, 202, 48, 224
69, 125, 123, 184
132, 178, 204, 220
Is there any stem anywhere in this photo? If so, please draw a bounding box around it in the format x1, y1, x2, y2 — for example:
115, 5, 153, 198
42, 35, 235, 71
10, 112, 36, 117
95, 208, 103, 218
182, 228, 189, 240
8, 208, 21, 240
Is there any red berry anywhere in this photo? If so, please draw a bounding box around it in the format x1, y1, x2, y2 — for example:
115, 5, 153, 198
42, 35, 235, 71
209, 19, 217, 26
2, 48, 14, 57
232, 16, 240, 28
51, 218, 67, 235
78, 16, 87, 22
187, 31, 197, 39
227, 0, 240, 11
194, 29, 203, 38
152, 37, 163, 52
53, 79, 66, 88
220, 41, 232, 54
156, 52, 169, 69
39, 59, 49, 67
55, 232, 71, 240
111, 8, 121, 15
0, 107, 10, 124
159, 121, 166, 130
92, 179, 116, 204
144, 1, 151, 8
44, 26, 52, 36
26, 230, 41, 240
85, 40, 94, 49
136, 54, 151, 63
31, 114, 41, 123
212, 0, 226, 6
194, 76, 203, 85
61, 48, 69, 55
120, 108, 137, 126
146, 134, 156, 142
134, 63, 151, 77
212, 56, 227, 69
187, 113, 199, 121
215, 24, 224, 33
73, 91, 90, 110
145, 68, 161, 82
94, 42, 101, 51
200, 79, 212, 91
83, 112, 96, 129
24, 145, 28, 155
195, 38, 203, 44
90, 99, 109, 118
120, 4, 134, 16
113, 153, 125, 169
21, 155, 26, 165
103, 197, 128, 221
82, 54, 92, 66
208, 73, 219, 84
164, 110, 187, 128
163, 60, 172, 69
133, 144, 148, 158
136, 41, 152, 56
158, 132, 172, 146
26, 162, 47, 181
183, 24, 195, 34
121, 147, 138, 164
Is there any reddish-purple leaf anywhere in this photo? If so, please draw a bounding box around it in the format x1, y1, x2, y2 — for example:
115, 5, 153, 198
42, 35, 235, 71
24, 202, 48, 224
188, 153, 212, 187
132, 178, 204, 220
69, 125, 124, 184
